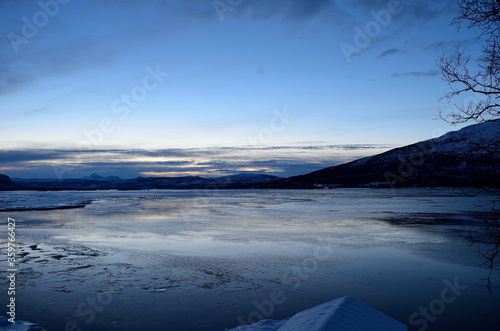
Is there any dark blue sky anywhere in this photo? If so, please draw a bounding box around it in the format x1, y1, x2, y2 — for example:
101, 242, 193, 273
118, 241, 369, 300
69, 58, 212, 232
0, 0, 483, 178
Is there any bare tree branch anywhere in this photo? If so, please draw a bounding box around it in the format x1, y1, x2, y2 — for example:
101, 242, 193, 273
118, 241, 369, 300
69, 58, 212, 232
439, 0, 500, 287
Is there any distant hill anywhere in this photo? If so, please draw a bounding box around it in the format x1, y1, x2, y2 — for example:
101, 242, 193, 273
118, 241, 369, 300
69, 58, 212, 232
9, 173, 282, 191
215, 173, 281, 184
0, 174, 24, 191
81, 173, 122, 180
273, 120, 500, 188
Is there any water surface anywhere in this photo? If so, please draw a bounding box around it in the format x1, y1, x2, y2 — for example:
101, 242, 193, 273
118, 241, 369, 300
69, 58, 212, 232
1, 189, 499, 330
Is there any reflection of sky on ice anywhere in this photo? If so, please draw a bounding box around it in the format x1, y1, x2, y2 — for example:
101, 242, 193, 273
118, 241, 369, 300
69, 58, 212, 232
1, 189, 499, 331
42, 189, 489, 257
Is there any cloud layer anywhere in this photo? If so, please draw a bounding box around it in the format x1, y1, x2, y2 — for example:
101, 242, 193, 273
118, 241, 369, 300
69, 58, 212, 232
0, 144, 394, 179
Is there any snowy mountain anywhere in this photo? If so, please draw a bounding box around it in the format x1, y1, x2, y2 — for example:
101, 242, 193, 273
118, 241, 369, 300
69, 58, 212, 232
275, 120, 500, 188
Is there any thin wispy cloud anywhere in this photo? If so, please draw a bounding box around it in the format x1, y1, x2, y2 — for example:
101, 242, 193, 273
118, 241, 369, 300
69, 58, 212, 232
423, 37, 480, 52
391, 69, 440, 78
24, 106, 50, 116
378, 48, 404, 58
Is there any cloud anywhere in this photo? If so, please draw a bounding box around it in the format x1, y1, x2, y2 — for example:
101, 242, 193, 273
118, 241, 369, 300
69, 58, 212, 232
89, 0, 339, 24
212, 0, 334, 22
0, 0, 179, 96
213, 0, 455, 28
403, 0, 458, 21
24, 106, 50, 116
423, 37, 480, 53
0, 144, 393, 178
0, 144, 392, 162
0, 33, 123, 96
336, 0, 458, 24
0, 0, 462, 97
0, 150, 66, 163
378, 48, 404, 58
89, 0, 456, 27
280, 0, 333, 21
391, 69, 440, 78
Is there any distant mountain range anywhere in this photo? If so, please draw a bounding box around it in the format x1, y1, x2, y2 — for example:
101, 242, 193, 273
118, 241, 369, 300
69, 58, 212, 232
81, 173, 122, 181
8, 173, 282, 191
1, 120, 499, 191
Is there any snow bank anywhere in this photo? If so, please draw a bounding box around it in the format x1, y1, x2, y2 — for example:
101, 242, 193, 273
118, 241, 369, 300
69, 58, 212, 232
0, 316, 46, 330
226, 296, 407, 331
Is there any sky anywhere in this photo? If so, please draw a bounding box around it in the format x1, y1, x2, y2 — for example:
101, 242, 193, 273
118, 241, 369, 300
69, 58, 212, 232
0, 0, 485, 178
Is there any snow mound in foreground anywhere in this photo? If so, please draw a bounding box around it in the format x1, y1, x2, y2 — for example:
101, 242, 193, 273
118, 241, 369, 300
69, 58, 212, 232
226, 296, 407, 331
0, 316, 46, 330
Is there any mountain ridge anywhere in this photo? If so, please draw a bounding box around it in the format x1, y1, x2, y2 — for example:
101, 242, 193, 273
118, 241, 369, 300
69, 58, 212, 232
271, 119, 500, 188
8, 173, 282, 191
